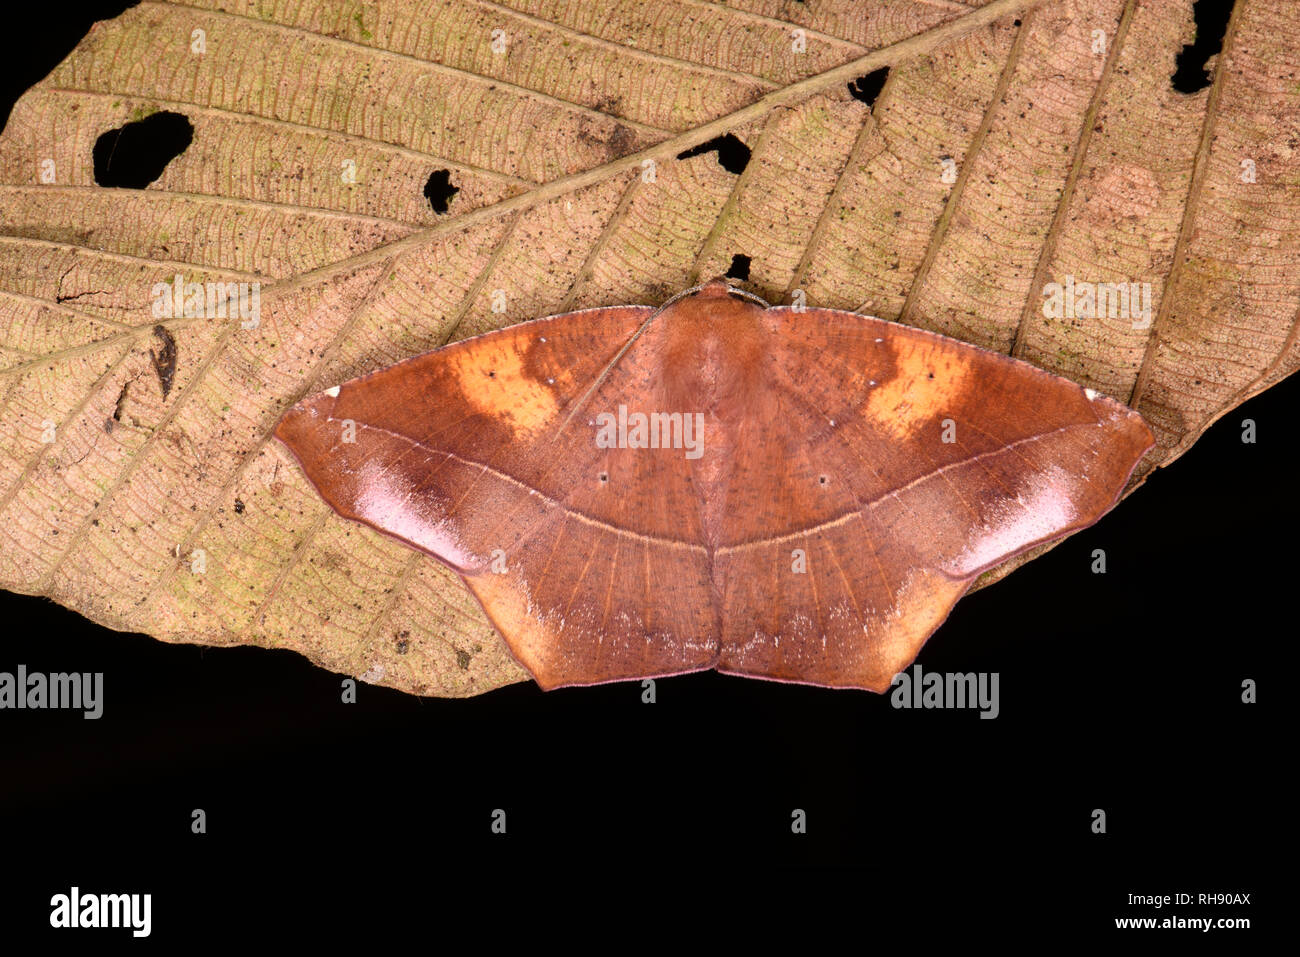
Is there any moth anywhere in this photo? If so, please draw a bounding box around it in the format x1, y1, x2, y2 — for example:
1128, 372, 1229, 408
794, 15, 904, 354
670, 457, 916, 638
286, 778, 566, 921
275, 280, 1154, 691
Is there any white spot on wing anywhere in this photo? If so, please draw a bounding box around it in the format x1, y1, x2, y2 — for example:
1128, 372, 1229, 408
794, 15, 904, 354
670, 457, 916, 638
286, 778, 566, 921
946, 467, 1078, 577
353, 460, 477, 570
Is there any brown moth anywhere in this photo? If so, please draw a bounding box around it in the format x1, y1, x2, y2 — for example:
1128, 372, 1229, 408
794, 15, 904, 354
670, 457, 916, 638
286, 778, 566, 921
274, 279, 1154, 691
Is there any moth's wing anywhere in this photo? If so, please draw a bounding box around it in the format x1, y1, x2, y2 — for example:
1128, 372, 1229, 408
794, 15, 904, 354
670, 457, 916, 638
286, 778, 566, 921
274, 306, 718, 689
713, 307, 1154, 691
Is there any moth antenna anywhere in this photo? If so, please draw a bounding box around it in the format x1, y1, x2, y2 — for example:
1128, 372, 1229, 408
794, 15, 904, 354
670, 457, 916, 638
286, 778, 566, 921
723, 286, 770, 308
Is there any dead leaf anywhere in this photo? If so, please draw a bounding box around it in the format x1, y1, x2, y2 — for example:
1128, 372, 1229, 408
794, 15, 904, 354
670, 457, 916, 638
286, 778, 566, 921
0, 0, 1295, 696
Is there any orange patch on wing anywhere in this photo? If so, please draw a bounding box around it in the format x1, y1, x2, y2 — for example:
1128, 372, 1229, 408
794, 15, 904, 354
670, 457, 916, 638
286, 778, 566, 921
865, 340, 974, 440
452, 338, 561, 438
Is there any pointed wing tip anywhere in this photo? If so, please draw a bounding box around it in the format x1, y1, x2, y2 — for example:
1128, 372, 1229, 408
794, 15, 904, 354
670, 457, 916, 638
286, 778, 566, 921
272, 389, 340, 449
1083, 386, 1156, 449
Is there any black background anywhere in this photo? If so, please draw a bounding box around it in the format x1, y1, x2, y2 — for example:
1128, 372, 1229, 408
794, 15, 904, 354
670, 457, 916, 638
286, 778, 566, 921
0, 0, 1279, 942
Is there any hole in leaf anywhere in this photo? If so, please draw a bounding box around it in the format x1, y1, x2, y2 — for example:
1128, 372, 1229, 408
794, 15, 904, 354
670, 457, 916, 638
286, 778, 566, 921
677, 134, 750, 175
0, 1, 140, 134
598, 472, 609, 483
725, 254, 752, 281
847, 67, 889, 107
1171, 0, 1236, 93
423, 168, 459, 214
93, 111, 193, 188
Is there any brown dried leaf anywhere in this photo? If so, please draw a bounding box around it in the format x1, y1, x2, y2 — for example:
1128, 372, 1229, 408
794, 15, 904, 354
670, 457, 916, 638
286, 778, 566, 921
0, 0, 1294, 696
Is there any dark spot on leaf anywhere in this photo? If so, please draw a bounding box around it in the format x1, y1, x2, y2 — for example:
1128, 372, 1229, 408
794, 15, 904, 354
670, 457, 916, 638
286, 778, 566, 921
149, 325, 177, 399
233, 498, 245, 514
677, 134, 750, 175
725, 254, 751, 281
1172, 0, 1236, 93
112, 382, 129, 420
604, 123, 636, 159
455, 648, 471, 670
106, 378, 133, 432
423, 168, 459, 214
579, 112, 637, 161
847, 67, 889, 107
93, 111, 193, 188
